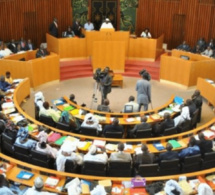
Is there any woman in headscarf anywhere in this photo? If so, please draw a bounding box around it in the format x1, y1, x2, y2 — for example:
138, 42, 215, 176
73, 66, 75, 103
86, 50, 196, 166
34, 91, 45, 110
59, 111, 80, 131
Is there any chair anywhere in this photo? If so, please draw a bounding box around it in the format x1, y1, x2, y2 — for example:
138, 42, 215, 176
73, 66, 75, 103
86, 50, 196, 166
178, 119, 191, 133
163, 126, 177, 136
124, 105, 133, 113
79, 126, 97, 136
159, 159, 180, 175
190, 109, 199, 129
82, 161, 107, 176
201, 152, 215, 170
1, 133, 14, 156
137, 164, 159, 177
104, 131, 123, 138
13, 144, 31, 162
56, 121, 71, 131
30, 149, 52, 168
108, 161, 132, 177
65, 159, 77, 173
136, 128, 152, 138
34, 103, 40, 120
39, 114, 56, 127
181, 154, 202, 173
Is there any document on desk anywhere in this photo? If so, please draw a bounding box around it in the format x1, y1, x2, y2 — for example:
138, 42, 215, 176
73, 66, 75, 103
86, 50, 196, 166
16, 170, 34, 180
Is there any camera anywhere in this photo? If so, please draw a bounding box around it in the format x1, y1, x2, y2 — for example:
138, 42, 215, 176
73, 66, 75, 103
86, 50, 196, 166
93, 68, 105, 82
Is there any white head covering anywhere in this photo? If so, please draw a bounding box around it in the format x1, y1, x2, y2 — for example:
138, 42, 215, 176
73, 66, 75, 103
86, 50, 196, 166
34, 91, 45, 103
105, 18, 110, 22
84, 113, 96, 123
34, 176, 44, 189
61, 140, 76, 154
164, 180, 182, 195
88, 145, 97, 155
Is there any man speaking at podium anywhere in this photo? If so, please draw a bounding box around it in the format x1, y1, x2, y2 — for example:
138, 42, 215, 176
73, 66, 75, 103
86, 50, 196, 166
100, 67, 113, 104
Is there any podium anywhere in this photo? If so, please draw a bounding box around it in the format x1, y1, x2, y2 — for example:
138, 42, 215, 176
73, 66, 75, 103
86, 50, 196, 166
160, 50, 215, 87
0, 51, 59, 88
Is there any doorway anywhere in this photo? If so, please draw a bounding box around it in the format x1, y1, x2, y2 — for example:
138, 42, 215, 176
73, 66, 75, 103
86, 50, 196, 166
170, 14, 186, 49
91, 0, 118, 30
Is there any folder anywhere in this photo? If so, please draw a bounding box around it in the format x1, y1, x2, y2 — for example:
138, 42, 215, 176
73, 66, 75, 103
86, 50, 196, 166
16, 170, 34, 180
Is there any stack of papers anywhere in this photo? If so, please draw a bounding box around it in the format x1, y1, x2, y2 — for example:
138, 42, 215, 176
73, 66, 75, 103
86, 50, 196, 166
44, 177, 59, 188
105, 143, 117, 151
93, 140, 106, 147
205, 79, 214, 84
126, 118, 135, 122
203, 130, 215, 139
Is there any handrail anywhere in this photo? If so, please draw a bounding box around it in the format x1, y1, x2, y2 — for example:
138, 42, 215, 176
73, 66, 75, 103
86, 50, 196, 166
13, 78, 215, 145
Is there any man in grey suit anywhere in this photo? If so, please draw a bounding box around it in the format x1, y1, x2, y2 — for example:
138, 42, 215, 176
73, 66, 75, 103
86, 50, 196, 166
136, 74, 151, 111
109, 142, 132, 162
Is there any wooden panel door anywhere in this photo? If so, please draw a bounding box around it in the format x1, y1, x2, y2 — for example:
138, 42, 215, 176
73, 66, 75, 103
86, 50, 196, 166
91, 0, 118, 30
170, 14, 186, 49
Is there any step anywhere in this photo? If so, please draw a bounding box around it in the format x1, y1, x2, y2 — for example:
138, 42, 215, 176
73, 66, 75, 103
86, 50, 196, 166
60, 66, 93, 73
60, 59, 91, 67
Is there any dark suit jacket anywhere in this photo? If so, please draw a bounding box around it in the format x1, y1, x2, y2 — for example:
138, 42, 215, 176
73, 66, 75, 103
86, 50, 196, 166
159, 151, 179, 162
129, 122, 151, 138
158, 118, 175, 135
8, 43, 17, 53
49, 22, 58, 37
134, 152, 154, 169
103, 124, 124, 136
197, 139, 213, 155
36, 49, 47, 58
26, 43, 34, 51
189, 102, 197, 117
72, 21, 81, 36
101, 74, 112, 96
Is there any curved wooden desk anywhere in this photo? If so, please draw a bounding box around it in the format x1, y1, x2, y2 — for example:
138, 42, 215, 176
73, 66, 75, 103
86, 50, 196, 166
14, 78, 215, 154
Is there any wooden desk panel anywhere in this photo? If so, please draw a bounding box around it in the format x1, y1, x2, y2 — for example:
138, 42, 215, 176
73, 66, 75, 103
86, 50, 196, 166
4, 50, 37, 61
92, 41, 125, 72
197, 77, 215, 107
160, 50, 215, 87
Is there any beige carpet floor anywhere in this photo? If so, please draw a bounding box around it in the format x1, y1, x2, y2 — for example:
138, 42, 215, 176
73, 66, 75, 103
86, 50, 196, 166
22, 76, 214, 127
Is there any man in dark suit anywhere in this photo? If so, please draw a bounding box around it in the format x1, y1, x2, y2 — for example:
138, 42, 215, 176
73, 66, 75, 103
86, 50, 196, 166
158, 143, 179, 162
187, 99, 197, 118
154, 112, 174, 136
197, 132, 213, 156
25, 39, 34, 51
36, 45, 48, 58
100, 67, 112, 104
72, 18, 82, 37
8, 39, 17, 53
103, 118, 124, 137
176, 41, 190, 51
49, 18, 58, 37
128, 115, 151, 138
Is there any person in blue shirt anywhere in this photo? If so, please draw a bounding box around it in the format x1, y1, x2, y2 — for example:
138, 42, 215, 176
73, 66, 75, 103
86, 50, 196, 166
179, 136, 200, 160
0, 75, 11, 92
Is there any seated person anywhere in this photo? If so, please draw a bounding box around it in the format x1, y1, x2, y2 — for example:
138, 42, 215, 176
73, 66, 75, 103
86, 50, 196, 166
140, 28, 152, 38
56, 140, 83, 172
178, 136, 200, 160
122, 96, 139, 113
81, 113, 101, 132
36, 44, 48, 58
164, 179, 183, 195
24, 176, 58, 195
39, 101, 61, 122
63, 26, 75, 37
0, 75, 11, 92
8, 39, 17, 53
35, 141, 58, 159
207, 38, 215, 50
196, 182, 213, 195
0, 174, 14, 195
72, 18, 82, 37
201, 46, 213, 57
84, 20, 94, 31
103, 117, 124, 137
19, 37, 26, 51
197, 132, 213, 155
69, 93, 77, 104
196, 37, 207, 52
191, 44, 201, 54
176, 41, 190, 51
133, 144, 155, 169
34, 91, 45, 110
100, 18, 114, 29
109, 142, 132, 162
36, 126, 49, 143
158, 143, 179, 162
174, 100, 191, 127
16, 43, 25, 54
97, 99, 111, 112
154, 112, 174, 136
59, 110, 80, 131
26, 39, 34, 51
15, 130, 37, 149
5, 71, 13, 84
128, 115, 151, 138
83, 145, 108, 164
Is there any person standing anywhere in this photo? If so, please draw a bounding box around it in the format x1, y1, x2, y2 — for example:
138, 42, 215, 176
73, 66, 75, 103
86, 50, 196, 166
84, 20, 94, 31
136, 74, 151, 111
100, 67, 112, 104
49, 18, 58, 38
